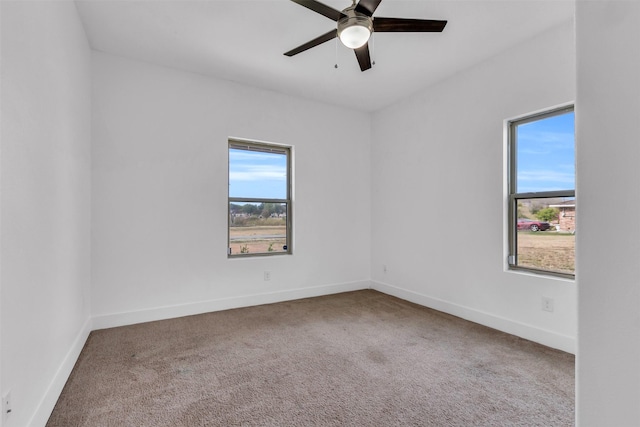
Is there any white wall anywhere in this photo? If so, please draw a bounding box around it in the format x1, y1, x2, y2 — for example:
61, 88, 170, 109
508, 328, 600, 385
576, 1, 640, 425
0, 2, 92, 427
370, 21, 576, 352
90, 52, 371, 327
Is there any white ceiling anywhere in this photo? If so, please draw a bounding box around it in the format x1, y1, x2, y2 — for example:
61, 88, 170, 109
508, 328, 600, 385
75, 0, 574, 112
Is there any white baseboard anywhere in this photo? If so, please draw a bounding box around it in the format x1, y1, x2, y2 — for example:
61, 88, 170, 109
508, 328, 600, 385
371, 280, 575, 354
92, 280, 372, 330
28, 316, 92, 427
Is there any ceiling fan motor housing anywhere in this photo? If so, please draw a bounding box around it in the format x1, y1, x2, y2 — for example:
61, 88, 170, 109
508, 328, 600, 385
337, 6, 373, 48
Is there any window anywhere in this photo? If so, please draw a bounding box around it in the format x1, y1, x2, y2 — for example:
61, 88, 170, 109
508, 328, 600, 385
507, 105, 575, 277
228, 140, 292, 257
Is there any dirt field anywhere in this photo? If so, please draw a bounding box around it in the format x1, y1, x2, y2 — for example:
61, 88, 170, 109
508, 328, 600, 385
229, 226, 285, 238
229, 226, 575, 274
517, 232, 575, 274
229, 226, 286, 255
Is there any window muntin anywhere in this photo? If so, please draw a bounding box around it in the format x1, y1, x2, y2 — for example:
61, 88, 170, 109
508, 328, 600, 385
508, 106, 575, 277
228, 140, 291, 257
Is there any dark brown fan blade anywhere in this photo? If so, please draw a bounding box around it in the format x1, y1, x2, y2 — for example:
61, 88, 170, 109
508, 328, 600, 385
290, 0, 346, 21
284, 29, 337, 56
374, 17, 447, 32
354, 43, 372, 72
355, 0, 382, 17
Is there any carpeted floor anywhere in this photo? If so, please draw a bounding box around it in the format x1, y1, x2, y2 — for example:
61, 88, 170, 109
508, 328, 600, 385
47, 290, 574, 426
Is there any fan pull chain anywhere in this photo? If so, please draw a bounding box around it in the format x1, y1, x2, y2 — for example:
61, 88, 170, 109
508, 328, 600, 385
334, 37, 339, 69
371, 32, 376, 66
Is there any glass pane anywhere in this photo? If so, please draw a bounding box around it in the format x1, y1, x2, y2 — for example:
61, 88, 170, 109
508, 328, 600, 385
516, 111, 575, 193
229, 202, 287, 255
516, 197, 575, 275
229, 148, 287, 199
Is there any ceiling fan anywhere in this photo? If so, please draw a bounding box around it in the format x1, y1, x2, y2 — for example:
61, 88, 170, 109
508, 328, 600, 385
284, 0, 447, 72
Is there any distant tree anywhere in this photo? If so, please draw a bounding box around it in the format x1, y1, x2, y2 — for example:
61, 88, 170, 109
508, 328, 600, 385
536, 207, 559, 222
517, 202, 524, 218
530, 203, 543, 215
261, 203, 277, 218
242, 203, 258, 216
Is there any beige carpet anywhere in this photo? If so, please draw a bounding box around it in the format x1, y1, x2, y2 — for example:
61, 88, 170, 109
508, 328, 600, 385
47, 290, 574, 426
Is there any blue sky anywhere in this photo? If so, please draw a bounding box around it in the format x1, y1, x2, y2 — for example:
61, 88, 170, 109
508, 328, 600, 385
229, 148, 287, 199
229, 112, 574, 199
517, 111, 575, 193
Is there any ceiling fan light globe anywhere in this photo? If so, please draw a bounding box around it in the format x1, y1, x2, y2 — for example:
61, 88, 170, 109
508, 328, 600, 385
339, 25, 371, 49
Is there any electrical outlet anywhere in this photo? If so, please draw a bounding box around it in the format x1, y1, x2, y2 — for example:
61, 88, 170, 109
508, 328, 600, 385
3, 391, 12, 420
264, 271, 271, 281
541, 297, 554, 312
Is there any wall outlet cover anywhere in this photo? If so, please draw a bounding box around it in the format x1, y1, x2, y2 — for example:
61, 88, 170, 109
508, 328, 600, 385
542, 297, 554, 312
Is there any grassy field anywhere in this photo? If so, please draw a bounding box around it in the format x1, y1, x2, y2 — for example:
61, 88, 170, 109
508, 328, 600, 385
517, 232, 575, 274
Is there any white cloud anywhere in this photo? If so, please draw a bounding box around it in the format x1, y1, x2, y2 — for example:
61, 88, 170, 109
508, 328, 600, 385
229, 164, 286, 181
518, 169, 575, 183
